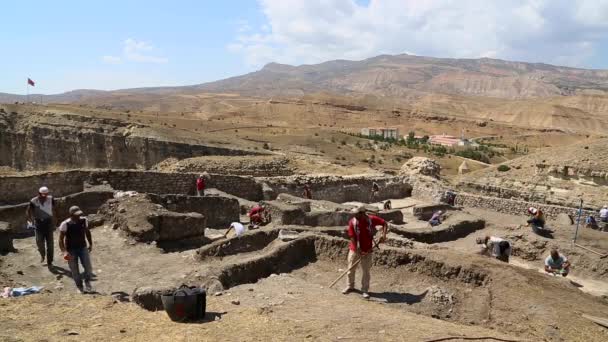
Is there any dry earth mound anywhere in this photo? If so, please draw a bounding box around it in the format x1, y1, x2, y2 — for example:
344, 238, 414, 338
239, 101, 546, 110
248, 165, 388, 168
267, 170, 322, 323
459, 138, 608, 208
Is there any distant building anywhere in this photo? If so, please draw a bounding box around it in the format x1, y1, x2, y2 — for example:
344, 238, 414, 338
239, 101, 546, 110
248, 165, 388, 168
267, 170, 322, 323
458, 161, 470, 175
429, 133, 479, 147
458, 139, 479, 147
429, 134, 460, 147
361, 127, 400, 140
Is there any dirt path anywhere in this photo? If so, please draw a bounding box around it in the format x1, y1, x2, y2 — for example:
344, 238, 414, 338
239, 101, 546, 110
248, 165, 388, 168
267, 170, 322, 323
0, 225, 201, 295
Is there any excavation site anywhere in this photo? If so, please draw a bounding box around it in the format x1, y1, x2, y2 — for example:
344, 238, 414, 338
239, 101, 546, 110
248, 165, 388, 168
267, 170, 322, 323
1, 109, 607, 342
3, 26, 608, 340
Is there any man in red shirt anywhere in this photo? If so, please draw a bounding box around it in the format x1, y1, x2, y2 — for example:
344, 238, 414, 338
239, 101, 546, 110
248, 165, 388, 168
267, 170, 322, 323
248, 203, 266, 227
196, 174, 206, 197
343, 206, 387, 299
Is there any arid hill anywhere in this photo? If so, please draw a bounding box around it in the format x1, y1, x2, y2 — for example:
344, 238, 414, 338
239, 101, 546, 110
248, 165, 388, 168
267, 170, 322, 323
197, 54, 608, 99
3, 54, 608, 133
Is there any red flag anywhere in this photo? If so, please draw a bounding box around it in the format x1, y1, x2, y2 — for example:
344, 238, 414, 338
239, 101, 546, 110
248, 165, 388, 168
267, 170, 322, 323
27, 78, 35, 86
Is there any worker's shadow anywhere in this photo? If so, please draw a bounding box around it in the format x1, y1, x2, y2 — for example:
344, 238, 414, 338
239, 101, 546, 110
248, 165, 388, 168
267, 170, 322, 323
369, 289, 428, 304
49, 265, 99, 281
48, 265, 73, 278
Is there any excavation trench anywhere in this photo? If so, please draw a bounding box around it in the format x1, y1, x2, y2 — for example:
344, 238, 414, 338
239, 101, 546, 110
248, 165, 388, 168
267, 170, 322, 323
134, 232, 494, 327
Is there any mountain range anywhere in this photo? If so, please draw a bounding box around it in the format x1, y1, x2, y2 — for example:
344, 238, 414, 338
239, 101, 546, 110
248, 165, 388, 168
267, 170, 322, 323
3, 54, 608, 134
3, 53, 608, 102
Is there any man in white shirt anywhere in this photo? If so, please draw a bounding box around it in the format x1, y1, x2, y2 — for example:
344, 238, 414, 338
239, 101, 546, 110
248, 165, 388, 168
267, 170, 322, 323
26, 186, 57, 266
599, 205, 608, 223
476, 235, 511, 263
224, 222, 247, 238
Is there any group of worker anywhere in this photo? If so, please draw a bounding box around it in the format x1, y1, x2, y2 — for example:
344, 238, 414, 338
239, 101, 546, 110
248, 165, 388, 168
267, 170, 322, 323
25, 187, 94, 294
528, 205, 608, 232
25, 177, 577, 298
476, 235, 571, 276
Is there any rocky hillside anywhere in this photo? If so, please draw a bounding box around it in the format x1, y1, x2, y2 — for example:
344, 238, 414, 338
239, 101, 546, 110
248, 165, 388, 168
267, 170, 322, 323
197, 54, 608, 99
0, 105, 261, 171
458, 138, 608, 208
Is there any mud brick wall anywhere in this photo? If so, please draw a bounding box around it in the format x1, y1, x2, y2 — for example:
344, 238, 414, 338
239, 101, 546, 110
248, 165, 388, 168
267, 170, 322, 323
455, 193, 596, 220
261, 176, 412, 203
0, 170, 89, 205
151, 194, 239, 228
89, 170, 264, 201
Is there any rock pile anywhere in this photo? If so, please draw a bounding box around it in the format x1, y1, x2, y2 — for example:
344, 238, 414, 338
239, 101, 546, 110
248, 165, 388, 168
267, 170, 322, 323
400, 157, 441, 179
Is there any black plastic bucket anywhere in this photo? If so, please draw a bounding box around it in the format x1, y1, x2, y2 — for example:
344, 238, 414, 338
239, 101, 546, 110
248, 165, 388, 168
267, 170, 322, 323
161, 286, 206, 322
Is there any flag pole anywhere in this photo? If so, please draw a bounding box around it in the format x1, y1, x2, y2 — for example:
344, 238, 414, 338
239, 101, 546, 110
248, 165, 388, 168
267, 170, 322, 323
26, 80, 29, 103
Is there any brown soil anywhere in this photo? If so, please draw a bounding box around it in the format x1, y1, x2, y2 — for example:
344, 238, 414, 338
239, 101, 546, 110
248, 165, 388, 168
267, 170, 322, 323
2, 222, 607, 341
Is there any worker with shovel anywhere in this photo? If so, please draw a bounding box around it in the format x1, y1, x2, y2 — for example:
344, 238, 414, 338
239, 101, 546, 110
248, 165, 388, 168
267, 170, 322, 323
341, 206, 387, 299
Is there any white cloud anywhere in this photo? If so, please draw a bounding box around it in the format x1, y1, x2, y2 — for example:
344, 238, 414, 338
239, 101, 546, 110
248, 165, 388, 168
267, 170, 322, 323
230, 0, 608, 68
123, 38, 168, 64
101, 55, 122, 64
102, 38, 168, 64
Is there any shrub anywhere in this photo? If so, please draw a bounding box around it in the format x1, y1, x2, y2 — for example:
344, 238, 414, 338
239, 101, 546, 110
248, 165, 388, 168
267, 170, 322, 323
341, 140, 347, 145
497, 165, 510, 172
263, 143, 270, 149
314, 132, 319, 136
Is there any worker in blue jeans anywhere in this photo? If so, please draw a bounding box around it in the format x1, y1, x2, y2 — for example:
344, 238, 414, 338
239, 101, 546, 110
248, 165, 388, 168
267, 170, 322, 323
59, 206, 94, 294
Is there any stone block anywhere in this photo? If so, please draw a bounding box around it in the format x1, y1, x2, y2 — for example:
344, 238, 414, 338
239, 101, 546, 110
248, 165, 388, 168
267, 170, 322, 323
152, 194, 239, 228
265, 200, 306, 225
132, 285, 176, 311
154, 212, 206, 241
376, 209, 404, 224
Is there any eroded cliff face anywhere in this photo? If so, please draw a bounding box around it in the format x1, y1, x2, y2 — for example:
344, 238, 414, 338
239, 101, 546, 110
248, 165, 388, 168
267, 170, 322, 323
0, 110, 258, 171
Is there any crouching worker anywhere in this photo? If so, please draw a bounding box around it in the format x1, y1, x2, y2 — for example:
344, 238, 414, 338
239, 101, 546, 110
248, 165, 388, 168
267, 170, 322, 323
342, 206, 387, 299
545, 247, 571, 277
248, 203, 270, 228
59, 206, 94, 294
429, 210, 443, 226
383, 200, 392, 210
527, 207, 545, 228
476, 236, 511, 263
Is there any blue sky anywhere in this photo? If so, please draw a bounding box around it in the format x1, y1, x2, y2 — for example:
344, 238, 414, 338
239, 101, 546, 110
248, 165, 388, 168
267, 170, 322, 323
1, 1, 265, 94
2, 0, 608, 94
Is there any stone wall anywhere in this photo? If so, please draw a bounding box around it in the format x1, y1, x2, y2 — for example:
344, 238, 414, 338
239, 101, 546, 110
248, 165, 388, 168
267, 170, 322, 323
0, 190, 114, 236
261, 175, 412, 203
0, 169, 265, 205
150, 194, 240, 228
455, 193, 596, 220
0, 170, 89, 205
88, 170, 264, 200
154, 155, 294, 177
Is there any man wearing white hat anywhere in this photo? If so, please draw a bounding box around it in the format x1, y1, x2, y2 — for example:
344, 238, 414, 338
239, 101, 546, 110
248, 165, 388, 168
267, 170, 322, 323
59, 206, 94, 293
26, 186, 57, 266
342, 206, 387, 299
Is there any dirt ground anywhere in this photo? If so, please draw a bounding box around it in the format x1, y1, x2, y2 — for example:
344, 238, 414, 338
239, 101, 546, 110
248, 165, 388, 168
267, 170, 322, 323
0, 226, 201, 295
2, 212, 608, 341
0, 274, 521, 342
